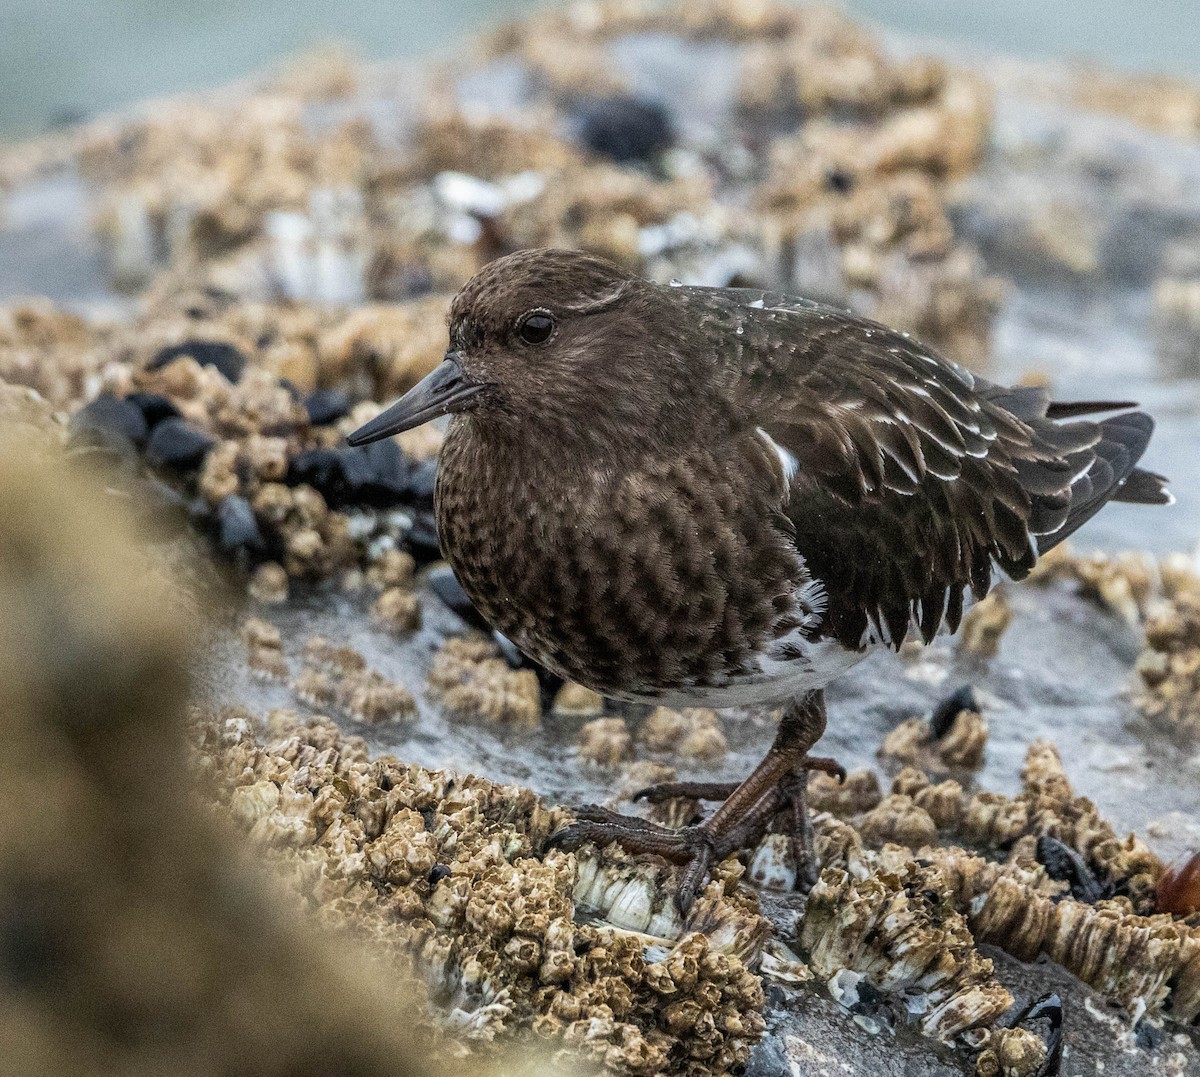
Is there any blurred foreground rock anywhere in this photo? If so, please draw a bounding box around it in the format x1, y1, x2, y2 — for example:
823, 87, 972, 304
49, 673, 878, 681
0, 435, 557, 1077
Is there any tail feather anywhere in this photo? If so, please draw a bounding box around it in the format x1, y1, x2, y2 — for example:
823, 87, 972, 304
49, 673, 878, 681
1036, 410, 1167, 552
1115, 466, 1173, 506
1045, 399, 1139, 419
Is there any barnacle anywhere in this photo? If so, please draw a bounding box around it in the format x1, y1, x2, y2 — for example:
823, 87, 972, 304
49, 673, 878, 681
1137, 590, 1200, 738
638, 706, 727, 761
799, 854, 1013, 1042
956, 588, 1012, 659
197, 708, 769, 1074
249, 561, 290, 604
241, 616, 289, 681
372, 585, 422, 633
428, 635, 542, 729
855, 794, 939, 850
974, 1027, 1048, 1077
880, 706, 987, 772
577, 717, 635, 766
1026, 546, 1158, 624
338, 669, 418, 725
553, 681, 606, 718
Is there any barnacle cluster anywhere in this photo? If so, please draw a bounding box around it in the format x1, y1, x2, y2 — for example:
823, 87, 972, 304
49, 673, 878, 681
638, 706, 728, 762
198, 706, 769, 1075
800, 852, 1014, 1042
0, 435, 512, 1077
879, 701, 989, 773
1, 289, 447, 596
428, 635, 543, 729
1137, 587, 1200, 738
1025, 544, 1162, 624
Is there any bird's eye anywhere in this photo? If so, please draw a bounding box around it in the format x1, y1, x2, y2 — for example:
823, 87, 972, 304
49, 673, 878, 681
518, 310, 556, 345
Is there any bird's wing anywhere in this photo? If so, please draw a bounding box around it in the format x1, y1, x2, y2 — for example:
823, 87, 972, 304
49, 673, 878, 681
696, 288, 1158, 650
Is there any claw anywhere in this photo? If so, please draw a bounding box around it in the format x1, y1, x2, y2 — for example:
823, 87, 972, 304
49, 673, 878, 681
544, 821, 595, 852
676, 828, 715, 915
632, 780, 739, 804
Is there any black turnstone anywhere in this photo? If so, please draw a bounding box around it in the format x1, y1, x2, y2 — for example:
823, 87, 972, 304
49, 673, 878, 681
348, 248, 1172, 912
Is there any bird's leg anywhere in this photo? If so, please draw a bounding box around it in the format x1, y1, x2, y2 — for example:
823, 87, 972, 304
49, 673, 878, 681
546, 690, 842, 912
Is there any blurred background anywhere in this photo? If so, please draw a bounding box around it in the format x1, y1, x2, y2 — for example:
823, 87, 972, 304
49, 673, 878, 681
2, 0, 1199, 139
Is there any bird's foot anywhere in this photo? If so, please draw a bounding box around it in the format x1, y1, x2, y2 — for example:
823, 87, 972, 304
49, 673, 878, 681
545, 805, 730, 915
547, 752, 846, 911
547, 690, 841, 912
630, 754, 845, 805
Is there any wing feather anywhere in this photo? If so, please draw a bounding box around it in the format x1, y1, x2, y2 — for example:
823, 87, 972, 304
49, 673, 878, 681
686, 287, 1167, 649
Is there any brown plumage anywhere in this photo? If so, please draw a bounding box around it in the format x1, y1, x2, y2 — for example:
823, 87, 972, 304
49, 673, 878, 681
348, 248, 1171, 911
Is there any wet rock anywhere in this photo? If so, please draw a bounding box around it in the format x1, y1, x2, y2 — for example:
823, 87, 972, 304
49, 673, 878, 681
147, 340, 248, 383
69, 394, 148, 449
406, 456, 438, 507
407, 511, 441, 560
217, 494, 265, 555
144, 416, 216, 471
287, 442, 415, 510
358, 438, 412, 503
304, 387, 351, 425
573, 94, 676, 163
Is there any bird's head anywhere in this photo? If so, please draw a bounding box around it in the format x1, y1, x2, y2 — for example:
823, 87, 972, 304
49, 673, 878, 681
347, 248, 709, 453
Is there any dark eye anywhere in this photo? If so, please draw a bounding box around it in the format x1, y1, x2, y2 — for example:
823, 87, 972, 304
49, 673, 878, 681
518, 310, 555, 345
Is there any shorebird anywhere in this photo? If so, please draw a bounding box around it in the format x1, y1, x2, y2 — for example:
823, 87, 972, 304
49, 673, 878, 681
349, 248, 1171, 912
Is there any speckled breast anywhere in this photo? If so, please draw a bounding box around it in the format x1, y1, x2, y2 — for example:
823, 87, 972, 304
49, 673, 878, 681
434, 422, 808, 700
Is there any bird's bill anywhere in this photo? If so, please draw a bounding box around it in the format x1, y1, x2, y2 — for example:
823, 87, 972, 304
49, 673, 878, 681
346, 353, 482, 445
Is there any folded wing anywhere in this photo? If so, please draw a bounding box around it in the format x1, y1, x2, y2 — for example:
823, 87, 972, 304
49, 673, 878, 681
706, 290, 1170, 650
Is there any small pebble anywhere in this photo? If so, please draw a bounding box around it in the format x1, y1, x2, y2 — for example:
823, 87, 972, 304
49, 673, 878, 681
217, 494, 265, 555
575, 94, 676, 163
124, 391, 182, 429
144, 417, 215, 471
148, 340, 247, 383
304, 387, 351, 426
69, 395, 148, 448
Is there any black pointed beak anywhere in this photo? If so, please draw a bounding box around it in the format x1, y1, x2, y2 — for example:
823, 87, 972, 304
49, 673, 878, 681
346, 353, 482, 445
